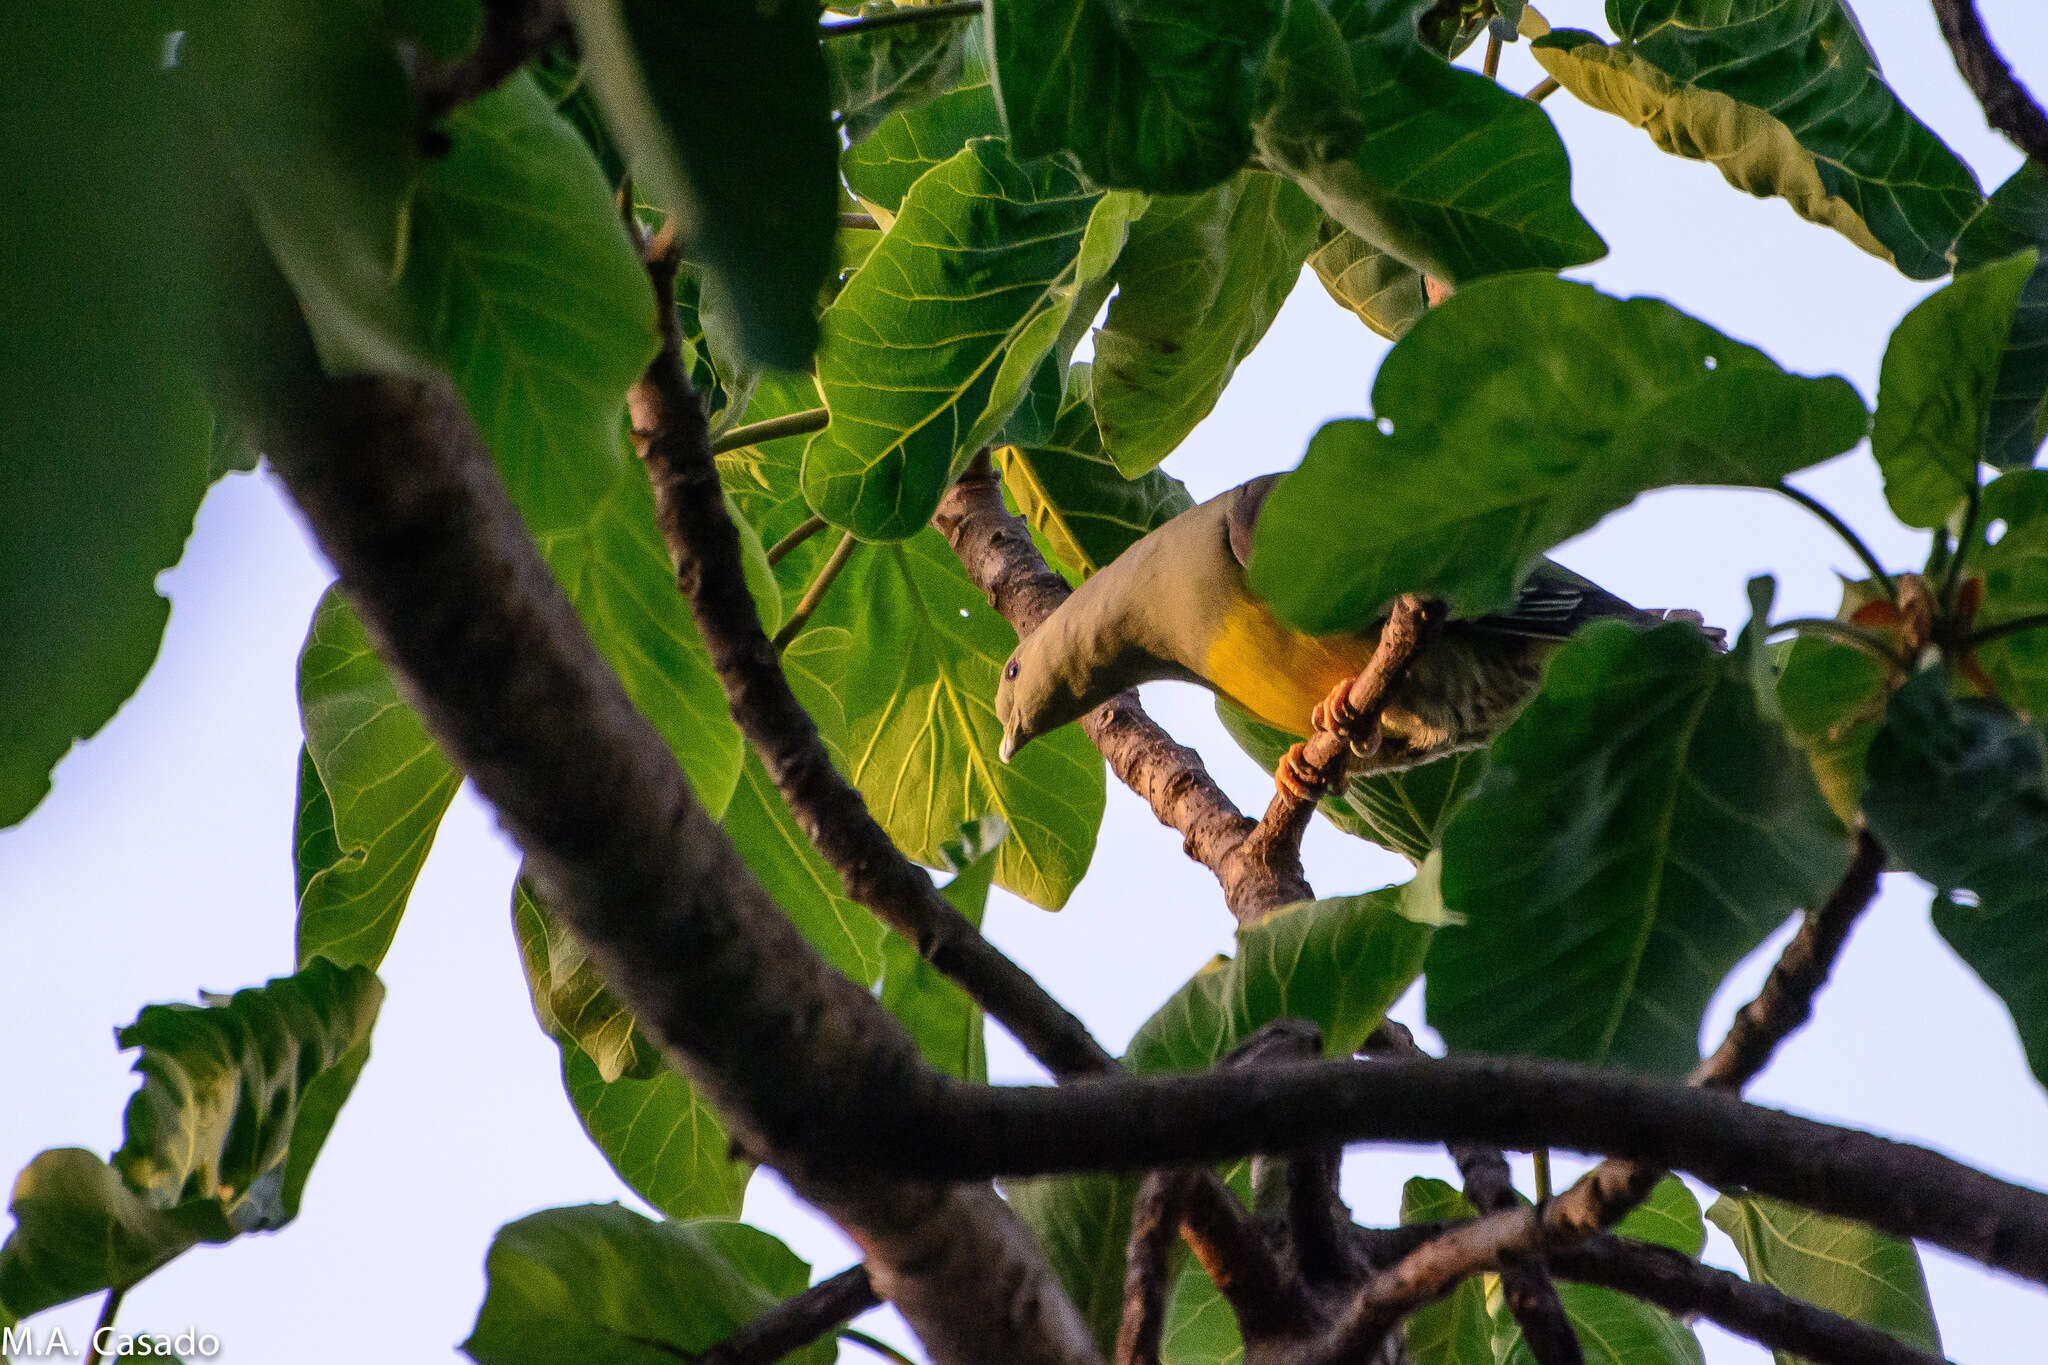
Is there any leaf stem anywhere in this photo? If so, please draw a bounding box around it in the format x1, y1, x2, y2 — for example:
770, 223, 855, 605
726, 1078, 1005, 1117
1532, 1147, 1553, 1202
841, 1330, 919, 1365
840, 210, 881, 230
1772, 483, 1900, 605
768, 514, 830, 567
820, 0, 985, 38
1943, 481, 1985, 608
711, 407, 831, 455
1968, 611, 2048, 649
1766, 618, 1910, 669
1483, 29, 1502, 79
773, 530, 860, 649
1525, 75, 1560, 102
84, 1287, 127, 1365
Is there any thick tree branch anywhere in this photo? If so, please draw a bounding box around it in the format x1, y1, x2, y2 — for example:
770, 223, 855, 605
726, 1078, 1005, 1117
415, 0, 568, 151
934, 457, 1312, 919
699, 1266, 882, 1365
1934, 0, 2048, 167
1116, 1174, 1192, 1365
235, 293, 1098, 1365
627, 232, 1113, 1080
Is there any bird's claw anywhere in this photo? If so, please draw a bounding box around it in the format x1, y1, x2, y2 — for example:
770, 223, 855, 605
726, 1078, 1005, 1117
1313, 678, 1380, 756
1276, 742, 1324, 803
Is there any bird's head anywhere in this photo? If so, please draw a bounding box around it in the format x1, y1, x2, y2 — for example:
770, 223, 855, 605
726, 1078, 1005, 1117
995, 647, 1046, 763
995, 626, 1101, 763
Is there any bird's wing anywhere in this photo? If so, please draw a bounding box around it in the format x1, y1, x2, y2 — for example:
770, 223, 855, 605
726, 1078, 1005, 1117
1469, 562, 1658, 639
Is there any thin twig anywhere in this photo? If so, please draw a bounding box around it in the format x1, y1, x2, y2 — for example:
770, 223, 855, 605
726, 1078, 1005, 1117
1774, 483, 1900, 605
700, 1266, 881, 1365
768, 514, 830, 567
1117, 1174, 1193, 1365
1933, 0, 2048, 166
842, 211, 882, 231
711, 407, 831, 454
1483, 30, 1502, 79
1526, 75, 1560, 102
840, 1330, 920, 1365
1532, 1148, 1553, 1201
84, 1288, 126, 1365
1969, 610, 2048, 648
772, 530, 859, 650
1767, 619, 1911, 669
821, 0, 986, 38
1943, 481, 1985, 611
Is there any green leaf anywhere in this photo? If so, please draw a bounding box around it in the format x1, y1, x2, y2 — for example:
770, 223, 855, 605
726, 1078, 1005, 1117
827, 4, 972, 143
1125, 873, 1442, 1073
532, 48, 628, 188
1162, 1259, 1243, 1365
1530, 3, 1982, 280
562, 1048, 752, 1220
1865, 669, 2048, 1089
1977, 470, 2048, 716
407, 72, 660, 539
1307, 219, 1427, 342
515, 878, 660, 1084
880, 818, 1004, 1080
0, 1151, 197, 1323
1618, 1176, 1706, 1257
788, 530, 1105, 908
1775, 580, 1895, 824
724, 753, 887, 986
997, 366, 1196, 579
1953, 163, 2048, 468
1248, 275, 1869, 629
1429, 618, 1850, 1077
990, 0, 1286, 192
1004, 1172, 1141, 1353
804, 141, 1130, 541
180, 0, 422, 370
1256, 0, 1605, 286
295, 589, 462, 970
841, 66, 1004, 215
463, 1207, 829, 1365
1400, 1178, 1494, 1365
1215, 700, 1486, 863
1873, 252, 2038, 528
1092, 172, 1319, 474
1708, 1194, 1940, 1365
1500, 1282, 1704, 1365
564, 0, 837, 369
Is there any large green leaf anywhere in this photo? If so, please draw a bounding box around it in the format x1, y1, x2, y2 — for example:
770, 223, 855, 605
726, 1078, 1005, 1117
463, 1207, 831, 1365
0, 961, 382, 1319
1501, 1281, 1704, 1365
1256, 0, 1605, 286
1872, 253, 2038, 529
1092, 172, 1319, 474
1005, 1172, 1141, 1353
826, 4, 972, 144
1248, 275, 1869, 629
787, 530, 1105, 908
563, 0, 837, 369
990, 0, 1285, 192
1865, 669, 2048, 1089
1977, 470, 2048, 717
998, 365, 1196, 579
1952, 163, 2048, 468
1429, 614, 1850, 1078
1530, 1, 1982, 280
408, 72, 659, 538
179, 0, 421, 370
562, 1049, 752, 1221
515, 878, 660, 1084
1125, 874, 1444, 1074
1216, 700, 1486, 863
1307, 218, 1427, 342
1400, 1178, 1494, 1365
295, 589, 463, 969
724, 753, 888, 987
804, 141, 1135, 541
841, 66, 1004, 215
1708, 1194, 1940, 1365
880, 817, 1004, 1081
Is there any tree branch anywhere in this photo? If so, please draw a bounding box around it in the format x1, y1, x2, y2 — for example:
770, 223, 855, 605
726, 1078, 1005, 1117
934, 456, 1313, 920
1116, 1174, 1192, 1365
699, 1266, 882, 1365
821, 0, 985, 38
1933, 0, 2048, 167
234, 278, 1099, 1365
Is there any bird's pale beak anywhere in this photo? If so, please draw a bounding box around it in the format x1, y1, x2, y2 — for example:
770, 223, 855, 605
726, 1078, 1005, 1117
999, 729, 1018, 764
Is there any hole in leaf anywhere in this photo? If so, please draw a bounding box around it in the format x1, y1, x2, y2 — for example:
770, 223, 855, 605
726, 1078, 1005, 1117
1987, 519, 2008, 546
1375, 417, 1394, 436
1703, 355, 1718, 370
959, 608, 970, 618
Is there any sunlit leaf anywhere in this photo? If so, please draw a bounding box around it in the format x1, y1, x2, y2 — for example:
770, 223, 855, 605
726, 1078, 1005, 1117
1256, 0, 1604, 286
991, 0, 1285, 191
1430, 614, 1850, 1077
1531, 2, 1982, 280
463, 1207, 830, 1365
1307, 219, 1426, 342
562, 1048, 752, 1221
805, 141, 1136, 540
0, 1151, 196, 1324
724, 754, 887, 986
1092, 172, 1318, 474
998, 366, 1195, 579
1400, 1178, 1494, 1365
1249, 275, 1868, 629
1709, 1193, 1940, 1365
841, 64, 1003, 215
826, 4, 972, 143
563, 0, 837, 368
1873, 253, 2037, 529
1775, 578, 1894, 822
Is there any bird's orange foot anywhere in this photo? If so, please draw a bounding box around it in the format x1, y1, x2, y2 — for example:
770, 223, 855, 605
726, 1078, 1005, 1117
1276, 743, 1325, 803
1312, 677, 1380, 756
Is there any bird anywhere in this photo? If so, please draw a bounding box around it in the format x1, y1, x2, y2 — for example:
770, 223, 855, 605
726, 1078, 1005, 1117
995, 473, 1712, 771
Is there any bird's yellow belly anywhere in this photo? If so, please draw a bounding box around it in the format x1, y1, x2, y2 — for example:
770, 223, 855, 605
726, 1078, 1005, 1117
1200, 599, 1377, 738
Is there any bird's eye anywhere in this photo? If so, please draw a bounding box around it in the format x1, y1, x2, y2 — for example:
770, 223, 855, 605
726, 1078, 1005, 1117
1004, 660, 1020, 681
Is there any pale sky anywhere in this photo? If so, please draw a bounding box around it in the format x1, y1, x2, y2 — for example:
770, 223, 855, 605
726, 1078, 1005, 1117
5, 3, 2047, 1361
